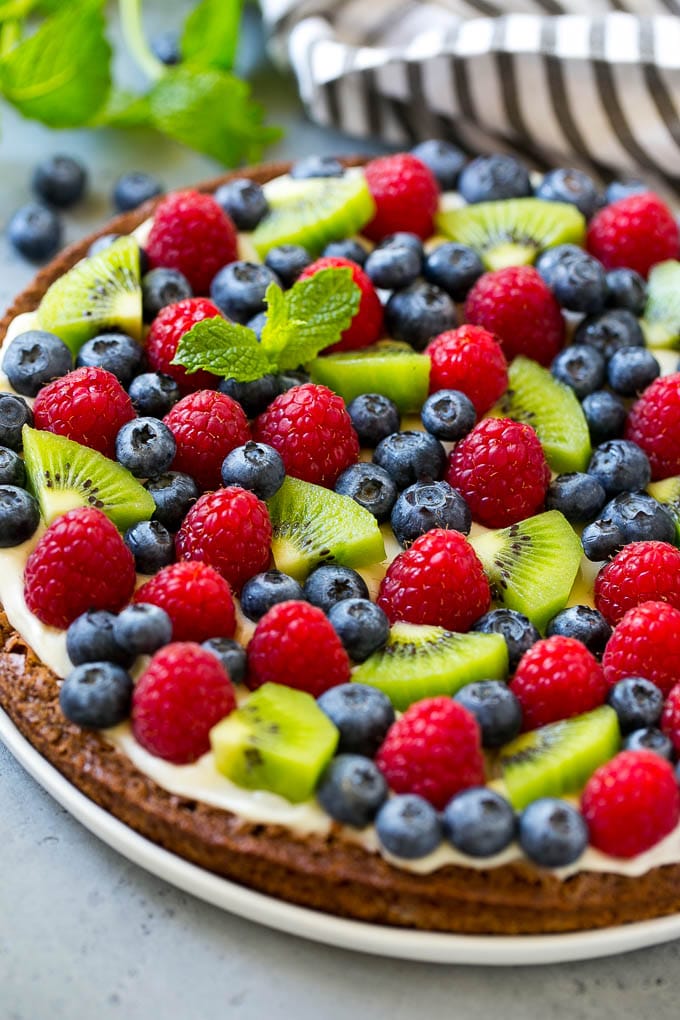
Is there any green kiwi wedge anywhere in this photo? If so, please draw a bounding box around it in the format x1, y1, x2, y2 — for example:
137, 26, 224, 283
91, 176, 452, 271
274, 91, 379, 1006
210, 682, 339, 803
641, 260, 680, 349
470, 510, 582, 631
647, 476, 680, 542
352, 622, 508, 711
252, 169, 376, 258
498, 356, 591, 473
435, 198, 586, 271
22, 426, 155, 530
309, 341, 429, 413
267, 476, 385, 582
36, 236, 142, 354
499, 705, 620, 810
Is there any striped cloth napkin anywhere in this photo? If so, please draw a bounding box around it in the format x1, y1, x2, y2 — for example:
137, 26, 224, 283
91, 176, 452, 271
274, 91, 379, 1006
261, 0, 680, 197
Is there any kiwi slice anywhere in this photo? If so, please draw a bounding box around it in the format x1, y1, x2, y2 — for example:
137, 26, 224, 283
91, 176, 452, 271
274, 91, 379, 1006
309, 341, 429, 413
499, 705, 620, 810
210, 682, 339, 803
36, 236, 142, 354
352, 622, 508, 711
498, 356, 591, 473
267, 476, 385, 582
435, 198, 586, 272
252, 170, 375, 258
641, 260, 680, 349
22, 426, 155, 530
471, 510, 582, 631
648, 476, 680, 543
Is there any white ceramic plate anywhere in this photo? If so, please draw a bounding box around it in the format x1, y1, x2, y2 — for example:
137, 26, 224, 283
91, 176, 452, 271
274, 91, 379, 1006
3, 706, 680, 966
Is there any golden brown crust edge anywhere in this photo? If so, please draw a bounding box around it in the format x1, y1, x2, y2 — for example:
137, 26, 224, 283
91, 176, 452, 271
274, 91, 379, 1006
2, 160, 680, 936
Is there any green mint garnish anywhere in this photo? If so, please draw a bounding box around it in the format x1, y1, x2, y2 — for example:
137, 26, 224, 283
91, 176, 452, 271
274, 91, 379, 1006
174, 319, 273, 383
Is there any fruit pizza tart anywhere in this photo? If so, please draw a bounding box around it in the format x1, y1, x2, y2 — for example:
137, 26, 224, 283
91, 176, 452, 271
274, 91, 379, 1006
5, 148, 680, 935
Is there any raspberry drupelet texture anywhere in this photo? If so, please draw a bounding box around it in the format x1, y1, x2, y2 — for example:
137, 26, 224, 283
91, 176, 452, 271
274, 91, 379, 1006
427, 325, 508, 415
594, 541, 680, 626
298, 256, 383, 352
586, 193, 680, 278
133, 560, 236, 643
363, 153, 440, 241
146, 297, 223, 394
510, 636, 607, 731
246, 600, 351, 697
446, 417, 551, 528
164, 389, 250, 491
662, 682, 680, 755
132, 642, 236, 764
254, 383, 360, 488
375, 697, 485, 810
625, 374, 680, 480
24, 507, 136, 628
145, 190, 239, 294
377, 528, 490, 632
603, 600, 680, 696
33, 366, 135, 459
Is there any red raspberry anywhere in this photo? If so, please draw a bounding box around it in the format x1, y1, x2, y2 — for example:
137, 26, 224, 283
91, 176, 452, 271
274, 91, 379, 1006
446, 417, 550, 528
662, 682, 680, 755
377, 529, 490, 632
24, 507, 135, 628
253, 383, 359, 488
134, 561, 236, 643
298, 256, 383, 352
581, 751, 680, 858
247, 600, 350, 696
164, 389, 250, 491
146, 297, 223, 394
175, 487, 272, 593
375, 697, 484, 810
145, 190, 238, 294
587, 193, 679, 278
427, 325, 508, 415
594, 541, 680, 626
510, 636, 607, 731
132, 642, 236, 764
603, 601, 680, 696
464, 266, 565, 366
33, 366, 135, 459
625, 374, 680, 480
363, 153, 440, 241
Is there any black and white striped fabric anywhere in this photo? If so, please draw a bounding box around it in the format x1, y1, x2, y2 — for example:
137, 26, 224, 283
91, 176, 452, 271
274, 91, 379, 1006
261, 0, 680, 197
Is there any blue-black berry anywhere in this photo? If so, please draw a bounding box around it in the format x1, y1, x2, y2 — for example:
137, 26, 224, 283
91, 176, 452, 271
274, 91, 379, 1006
124, 519, 175, 574
0, 394, 32, 450
32, 155, 87, 208
8, 203, 62, 262
375, 794, 442, 859
605, 268, 647, 315
605, 179, 646, 204
129, 372, 181, 418
59, 661, 134, 728
607, 677, 664, 733
316, 754, 388, 827
535, 168, 602, 220
423, 242, 484, 302
327, 598, 390, 663
303, 565, 368, 615
545, 472, 607, 523
373, 430, 447, 489
623, 727, 674, 761
458, 154, 531, 204
0, 447, 25, 488
264, 244, 312, 288
391, 479, 471, 547
146, 471, 199, 532
411, 139, 466, 190
113, 172, 164, 212
421, 389, 476, 441
76, 332, 145, 388
454, 681, 522, 748
364, 236, 421, 290
587, 440, 651, 498
3, 330, 72, 397
518, 798, 588, 867
471, 608, 540, 673
115, 417, 176, 477
549, 252, 607, 315
335, 462, 398, 522
546, 605, 612, 659
290, 155, 344, 179
606, 347, 660, 397
442, 787, 517, 857
220, 441, 285, 500
385, 282, 457, 351
322, 238, 368, 266
346, 393, 400, 447
210, 261, 280, 323
142, 268, 192, 322
219, 374, 281, 418
201, 637, 247, 684
214, 178, 269, 231
66, 610, 133, 667
574, 308, 644, 360
0, 485, 40, 547
240, 570, 304, 622
113, 603, 173, 656
550, 345, 606, 399
317, 682, 395, 757
581, 390, 627, 445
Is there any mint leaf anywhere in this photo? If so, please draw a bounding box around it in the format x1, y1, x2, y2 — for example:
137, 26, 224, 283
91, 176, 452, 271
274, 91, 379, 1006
93, 88, 150, 127
181, 0, 242, 72
173, 317, 273, 382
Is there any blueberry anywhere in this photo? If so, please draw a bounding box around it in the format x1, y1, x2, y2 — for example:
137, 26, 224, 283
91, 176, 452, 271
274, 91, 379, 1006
317, 683, 395, 756
3, 330, 72, 397
141, 268, 192, 321
410, 139, 466, 190
264, 245, 312, 288
454, 681, 522, 747
550, 344, 606, 399
76, 332, 145, 388
214, 178, 269, 231
442, 787, 517, 857
247, 312, 267, 341
375, 794, 442, 859
378, 232, 424, 258
0, 448, 25, 488
545, 472, 607, 523
317, 754, 388, 827
607, 676, 664, 733
277, 368, 310, 392
146, 471, 199, 532
114, 603, 173, 657
116, 417, 176, 478
364, 238, 421, 290
303, 565, 368, 614
550, 253, 607, 315
151, 30, 181, 65
535, 168, 602, 220
391, 480, 471, 547
32, 155, 87, 208
580, 517, 626, 561
518, 798, 588, 867
346, 393, 400, 447
574, 308, 644, 360
290, 155, 344, 179
322, 239, 368, 266
334, 462, 398, 522
623, 727, 674, 761
423, 242, 484, 302
66, 610, 134, 668
59, 661, 134, 728
606, 347, 660, 397
602, 491, 675, 546
587, 440, 651, 498
220, 441, 285, 500
0, 486, 39, 546
219, 374, 281, 418
327, 599, 390, 663
129, 372, 181, 418
385, 282, 457, 351
458, 154, 531, 203
240, 570, 304, 622
0, 394, 32, 450
605, 179, 646, 204
535, 244, 585, 289
605, 268, 647, 315
201, 637, 247, 684
373, 430, 447, 489
210, 261, 280, 323
113, 172, 164, 212
124, 519, 175, 574
471, 608, 540, 673
421, 389, 476, 441
581, 390, 627, 445
8, 203, 62, 262
547, 606, 612, 659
